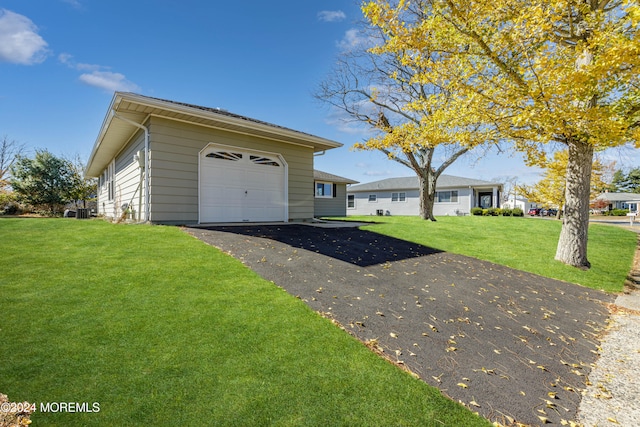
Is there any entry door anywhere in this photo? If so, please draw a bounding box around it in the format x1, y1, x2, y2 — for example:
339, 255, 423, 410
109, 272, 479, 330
200, 148, 286, 222
479, 192, 493, 209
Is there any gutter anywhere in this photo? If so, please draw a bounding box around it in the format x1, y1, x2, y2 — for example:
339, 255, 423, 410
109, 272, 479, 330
110, 110, 150, 223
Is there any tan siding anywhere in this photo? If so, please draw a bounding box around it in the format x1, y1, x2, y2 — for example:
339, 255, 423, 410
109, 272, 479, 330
151, 183, 198, 196
96, 180, 111, 217
287, 157, 314, 220
151, 193, 198, 208
114, 132, 146, 221
97, 132, 145, 221
147, 117, 315, 223
315, 183, 348, 217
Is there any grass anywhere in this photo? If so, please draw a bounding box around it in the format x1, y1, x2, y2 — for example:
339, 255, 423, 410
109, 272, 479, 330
340, 215, 637, 293
0, 218, 489, 426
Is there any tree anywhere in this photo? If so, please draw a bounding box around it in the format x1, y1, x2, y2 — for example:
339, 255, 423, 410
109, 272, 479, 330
10, 150, 76, 214
0, 135, 26, 190
590, 197, 609, 212
316, 10, 495, 221
609, 169, 626, 192
610, 167, 640, 193
66, 154, 97, 209
363, 0, 640, 268
517, 150, 610, 218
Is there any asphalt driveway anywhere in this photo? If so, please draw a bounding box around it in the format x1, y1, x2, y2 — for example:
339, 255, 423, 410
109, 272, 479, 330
186, 223, 615, 426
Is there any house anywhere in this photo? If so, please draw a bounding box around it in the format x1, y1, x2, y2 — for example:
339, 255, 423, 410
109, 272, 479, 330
313, 170, 359, 217
346, 175, 503, 217
85, 92, 344, 224
593, 192, 640, 212
503, 196, 539, 213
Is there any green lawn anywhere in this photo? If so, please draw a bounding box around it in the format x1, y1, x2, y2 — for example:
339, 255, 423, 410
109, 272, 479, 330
342, 215, 637, 292
0, 218, 489, 426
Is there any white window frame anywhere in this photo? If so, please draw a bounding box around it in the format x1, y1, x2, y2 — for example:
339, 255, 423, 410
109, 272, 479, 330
391, 192, 406, 202
107, 160, 115, 201
435, 190, 458, 203
368, 194, 377, 203
347, 194, 355, 209
315, 181, 333, 198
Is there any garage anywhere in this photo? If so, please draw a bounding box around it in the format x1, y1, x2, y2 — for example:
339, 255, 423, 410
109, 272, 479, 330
199, 144, 287, 223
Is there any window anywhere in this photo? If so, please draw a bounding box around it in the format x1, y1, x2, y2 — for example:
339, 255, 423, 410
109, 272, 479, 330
315, 182, 333, 198
250, 155, 280, 167
106, 160, 115, 201
436, 190, 458, 203
347, 194, 355, 209
368, 194, 377, 202
391, 192, 406, 202
205, 151, 242, 161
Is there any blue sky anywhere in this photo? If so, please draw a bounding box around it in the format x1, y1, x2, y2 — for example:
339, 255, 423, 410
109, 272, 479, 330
1, 1, 638, 186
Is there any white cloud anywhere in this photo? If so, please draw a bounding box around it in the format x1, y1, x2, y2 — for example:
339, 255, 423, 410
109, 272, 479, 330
325, 106, 373, 136
363, 170, 393, 177
79, 71, 140, 92
62, 0, 82, 8
58, 52, 72, 64
58, 53, 102, 71
318, 10, 346, 22
599, 143, 640, 170
0, 9, 49, 65
337, 28, 370, 52
59, 53, 140, 92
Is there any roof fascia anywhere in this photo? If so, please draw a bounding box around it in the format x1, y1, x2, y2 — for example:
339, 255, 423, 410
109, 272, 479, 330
84, 93, 120, 177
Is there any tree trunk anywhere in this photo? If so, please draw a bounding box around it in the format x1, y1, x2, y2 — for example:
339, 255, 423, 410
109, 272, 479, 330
418, 172, 437, 221
555, 140, 593, 269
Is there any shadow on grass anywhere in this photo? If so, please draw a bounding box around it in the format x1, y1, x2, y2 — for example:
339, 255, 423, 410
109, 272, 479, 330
189, 224, 442, 267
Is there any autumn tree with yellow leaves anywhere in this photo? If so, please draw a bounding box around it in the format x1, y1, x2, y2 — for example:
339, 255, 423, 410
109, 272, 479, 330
316, 10, 497, 221
517, 150, 611, 219
362, 0, 640, 268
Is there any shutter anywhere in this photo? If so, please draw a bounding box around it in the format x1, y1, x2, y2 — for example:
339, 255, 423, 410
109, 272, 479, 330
333, 183, 337, 198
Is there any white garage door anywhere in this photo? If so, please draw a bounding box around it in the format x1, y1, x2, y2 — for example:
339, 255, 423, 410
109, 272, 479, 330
199, 146, 287, 223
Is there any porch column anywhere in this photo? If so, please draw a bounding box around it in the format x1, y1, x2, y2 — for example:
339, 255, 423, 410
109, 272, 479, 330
469, 187, 474, 211
492, 187, 498, 208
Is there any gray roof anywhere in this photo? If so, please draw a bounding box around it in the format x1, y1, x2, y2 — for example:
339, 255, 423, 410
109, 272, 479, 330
347, 174, 501, 192
595, 192, 640, 202
143, 94, 320, 139
314, 170, 359, 184
86, 92, 343, 177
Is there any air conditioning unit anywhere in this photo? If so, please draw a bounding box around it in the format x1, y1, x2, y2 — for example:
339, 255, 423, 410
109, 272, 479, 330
376, 209, 384, 216
76, 208, 90, 219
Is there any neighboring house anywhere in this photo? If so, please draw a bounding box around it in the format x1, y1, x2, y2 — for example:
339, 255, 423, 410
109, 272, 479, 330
593, 192, 640, 212
85, 92, 342, 224
503, 196, 538, 213
313, 170, 358, 217
347, 175, 503, 217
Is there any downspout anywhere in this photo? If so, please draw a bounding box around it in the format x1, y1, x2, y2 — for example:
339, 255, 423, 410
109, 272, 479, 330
111, 111, 150, 223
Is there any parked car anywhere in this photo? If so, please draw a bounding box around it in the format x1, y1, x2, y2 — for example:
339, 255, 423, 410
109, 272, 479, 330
528, 208, 542, 216
545, 208, 558, 217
